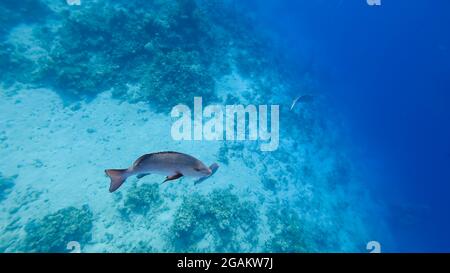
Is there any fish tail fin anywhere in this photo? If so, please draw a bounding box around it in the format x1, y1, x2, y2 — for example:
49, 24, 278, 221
105, 169, 129, 192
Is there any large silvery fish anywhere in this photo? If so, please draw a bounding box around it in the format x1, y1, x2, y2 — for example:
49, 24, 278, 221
105, 151, 213, 192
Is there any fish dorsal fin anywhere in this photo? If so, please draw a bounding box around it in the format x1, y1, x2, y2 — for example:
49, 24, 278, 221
133, 154, 150, 168
133, 151, 183, 168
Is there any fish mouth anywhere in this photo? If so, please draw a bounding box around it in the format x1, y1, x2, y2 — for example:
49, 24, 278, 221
203, 168, 212, 176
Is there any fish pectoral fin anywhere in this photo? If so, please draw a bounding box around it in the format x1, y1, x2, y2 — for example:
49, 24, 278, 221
136, 173, 151, 179
162, 173, 183, 184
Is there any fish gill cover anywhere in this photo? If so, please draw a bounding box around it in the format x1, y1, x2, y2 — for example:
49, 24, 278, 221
0, 0, 388, 253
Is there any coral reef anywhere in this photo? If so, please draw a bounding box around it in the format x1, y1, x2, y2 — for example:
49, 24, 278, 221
265, 205, 332, 253
0, 42, 34, 86
170, 188, 258, 252
0, 0, 287, 112
120, 183, 163, 216
23, 204, 93, 252
266, 206, 310, 252
137, 48, 216, 110
1, 0, 240, 110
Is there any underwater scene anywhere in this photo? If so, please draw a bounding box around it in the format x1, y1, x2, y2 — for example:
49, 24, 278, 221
0, 0, 449, 253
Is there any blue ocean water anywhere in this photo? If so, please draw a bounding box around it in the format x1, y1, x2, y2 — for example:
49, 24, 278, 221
243, 0, 450, 252
0, 0, 448, 253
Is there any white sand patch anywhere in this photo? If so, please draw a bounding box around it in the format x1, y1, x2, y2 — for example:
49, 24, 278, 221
0, 86, 273, 252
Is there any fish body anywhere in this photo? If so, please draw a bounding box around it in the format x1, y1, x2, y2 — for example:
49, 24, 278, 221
290, 94, 314, 110
105, 151, 212, 192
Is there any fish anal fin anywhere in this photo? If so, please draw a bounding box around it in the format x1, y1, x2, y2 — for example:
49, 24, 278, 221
162, 173, 183, 184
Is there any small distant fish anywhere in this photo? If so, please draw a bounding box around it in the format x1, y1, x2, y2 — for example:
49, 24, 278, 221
290, 94, 314, 111
194, 163, 219, 185
105, 151, 213, 192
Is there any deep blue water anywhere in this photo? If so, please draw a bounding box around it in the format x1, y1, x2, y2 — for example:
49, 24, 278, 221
245, 0, 450, 252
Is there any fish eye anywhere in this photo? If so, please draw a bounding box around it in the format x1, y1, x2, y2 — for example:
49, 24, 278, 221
193, 167, 201, 171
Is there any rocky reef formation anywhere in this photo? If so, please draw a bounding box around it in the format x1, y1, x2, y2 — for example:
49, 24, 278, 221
23, 205, 93, 252
120, 183, 163, 216
0, 0, 279, 112
170, 188, 258, 252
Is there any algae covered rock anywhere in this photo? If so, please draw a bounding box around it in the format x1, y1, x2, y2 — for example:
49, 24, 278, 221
34, 1, 218, 108
265, 206, 325, 253
1, 0, 238, 110
121, 183, 163, 215
171, 188, 258, 252
139, 49, 216, 111
23, 204, 93, 252
266, 207, 308, 252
